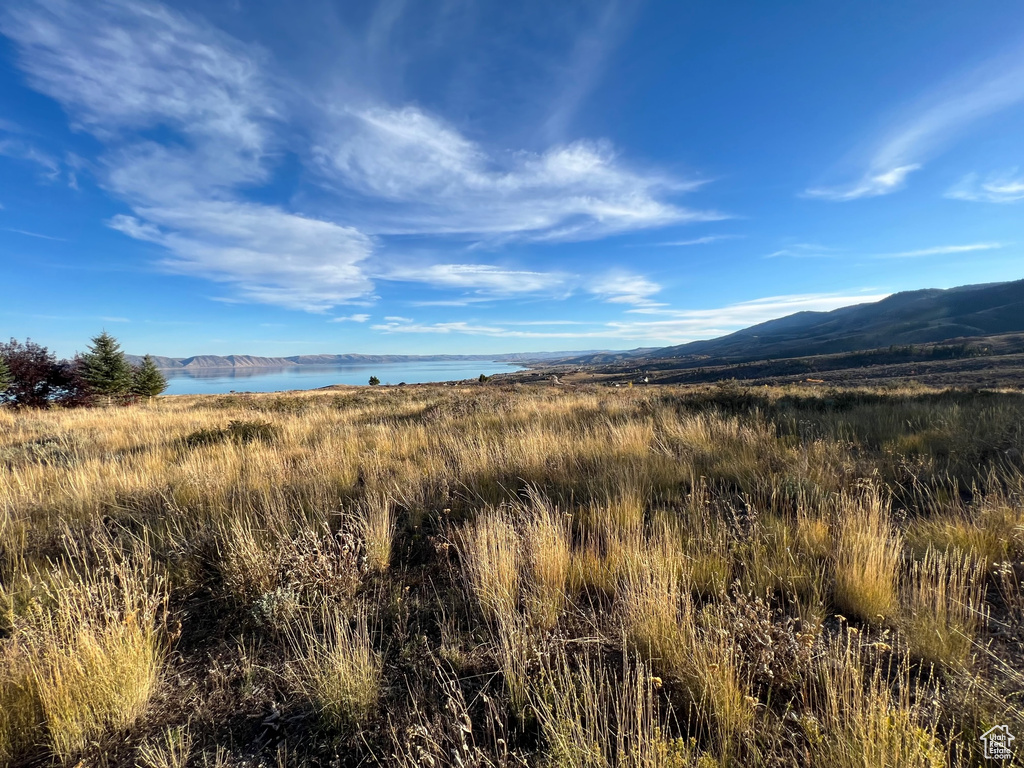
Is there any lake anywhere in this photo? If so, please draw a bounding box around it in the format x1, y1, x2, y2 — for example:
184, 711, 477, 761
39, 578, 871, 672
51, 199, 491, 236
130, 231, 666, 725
162, 360, 527, 395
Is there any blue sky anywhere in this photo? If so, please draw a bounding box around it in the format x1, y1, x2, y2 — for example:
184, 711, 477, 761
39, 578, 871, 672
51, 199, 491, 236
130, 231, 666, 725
1, 0, 1023, 358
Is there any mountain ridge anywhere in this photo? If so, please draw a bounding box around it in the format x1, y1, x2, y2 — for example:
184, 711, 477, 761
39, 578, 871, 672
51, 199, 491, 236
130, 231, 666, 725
653, 279, 1024, 362
555, 279, 1024, 366
124, 350, 624, 369
127, 280, 1024, 372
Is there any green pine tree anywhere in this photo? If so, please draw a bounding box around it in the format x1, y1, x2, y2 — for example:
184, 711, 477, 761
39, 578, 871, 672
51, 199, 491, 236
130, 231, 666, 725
81, 331, 133, 400
0, 355, 10, 394
368, 375, 380, 386
131, 355, 168, 398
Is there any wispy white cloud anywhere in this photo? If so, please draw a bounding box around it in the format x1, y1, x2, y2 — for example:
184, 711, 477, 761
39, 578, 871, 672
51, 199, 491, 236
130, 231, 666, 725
0, 120, 82, 186
3, 0, 373, 312
372, 320, 512, 335
588, 272, 664, 307
805, 45, 1024, 201
313, 106, 723, 241
103, 166, 378, 312
617, 291, 886, 342
625, 291, 889, 324
0, 136, 60, 178
329, 313, 371, 323
3, 227, 65, 241
380, 263, 573, 295
2, 0, 721, 312
805, 165, 920, 201
643, 235, 743, 247
108, 205, 373, 312
946, 170, 1024, 203
765, 241, 1003, 261
541, 1, 633, 141
872, 242, 1003, 259
764, 243, 837, 259
4, 311, 131, 323
409, 297, 497, 307
371, 291, 891, 344
2, 0, 275, 147
381, 262, 666, 309
502, 320, 590, 326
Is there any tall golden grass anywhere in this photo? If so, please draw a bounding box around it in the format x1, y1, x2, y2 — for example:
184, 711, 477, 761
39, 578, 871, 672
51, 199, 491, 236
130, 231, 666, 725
832, 488, 903, 624
286, 607, 380, 729
803, 636, 947, 768
0, 541, 164, 762
902, 547, 984, 668
1, 383, 1022, 764
531, 644, 681, 768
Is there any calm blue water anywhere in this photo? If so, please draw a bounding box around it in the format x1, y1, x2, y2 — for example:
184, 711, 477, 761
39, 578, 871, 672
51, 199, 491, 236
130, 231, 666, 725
162, 360, 526, 395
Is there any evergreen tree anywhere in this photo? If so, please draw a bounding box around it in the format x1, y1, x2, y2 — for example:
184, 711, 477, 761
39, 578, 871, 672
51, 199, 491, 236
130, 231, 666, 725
81, 331, 132, 400
368, 375, 380, 385
0, 355, 10, 394
131, 355, 168, 398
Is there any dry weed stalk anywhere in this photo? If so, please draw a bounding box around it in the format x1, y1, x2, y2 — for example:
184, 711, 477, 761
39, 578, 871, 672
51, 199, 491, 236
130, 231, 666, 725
460, 507, 522, 622
522, 493, 572, 629
803, 635, 947, 768
902, 547, 984, 668
0, 544, 165, 762
532, 644, 685, 768
360, 494, 396, 573
137, 725, 193, 768
833, 488, 902, 624
287, 606, 380, 729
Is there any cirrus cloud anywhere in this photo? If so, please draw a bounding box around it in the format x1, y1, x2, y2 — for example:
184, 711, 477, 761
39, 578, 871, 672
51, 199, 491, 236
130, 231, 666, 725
805, 45, 1024, 201
1, 0, 722, 313
371, 291, 891, 344
946, 170, 1024, 203
314, 105, 722, 241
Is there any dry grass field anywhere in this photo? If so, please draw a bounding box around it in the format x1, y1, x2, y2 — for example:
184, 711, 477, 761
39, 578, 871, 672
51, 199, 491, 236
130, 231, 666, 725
1, 382, 1023, 766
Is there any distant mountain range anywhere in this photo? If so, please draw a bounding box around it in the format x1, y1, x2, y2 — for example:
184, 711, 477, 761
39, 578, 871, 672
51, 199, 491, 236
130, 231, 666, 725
124, 350, 616, 369
128, 280, 1024, 373
562, 279, 1024, 365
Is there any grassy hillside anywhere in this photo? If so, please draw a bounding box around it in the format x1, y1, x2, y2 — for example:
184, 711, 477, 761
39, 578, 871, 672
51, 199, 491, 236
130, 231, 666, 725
647, 279, 1024, 363
1, 384, 1023, 766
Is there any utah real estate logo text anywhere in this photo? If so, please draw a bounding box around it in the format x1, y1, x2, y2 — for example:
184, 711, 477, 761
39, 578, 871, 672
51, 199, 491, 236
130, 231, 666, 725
981, 725, 1015, 760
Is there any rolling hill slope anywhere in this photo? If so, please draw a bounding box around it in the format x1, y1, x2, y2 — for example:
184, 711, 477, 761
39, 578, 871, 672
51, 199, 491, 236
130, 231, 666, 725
650, 279, 1024, 362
